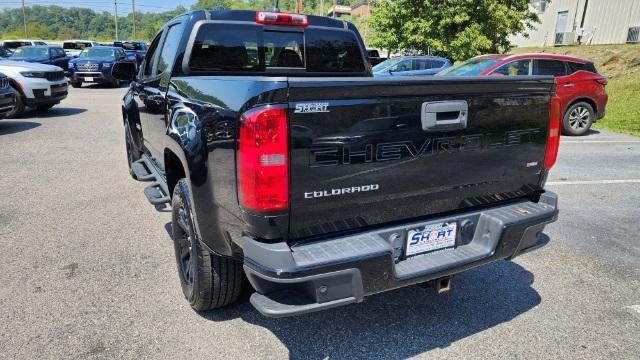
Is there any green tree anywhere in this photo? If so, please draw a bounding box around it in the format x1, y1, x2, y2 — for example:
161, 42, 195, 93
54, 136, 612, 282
368, 0, 541, 61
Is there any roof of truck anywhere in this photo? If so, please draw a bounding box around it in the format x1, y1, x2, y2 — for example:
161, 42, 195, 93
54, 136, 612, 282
174, 9, 348, 29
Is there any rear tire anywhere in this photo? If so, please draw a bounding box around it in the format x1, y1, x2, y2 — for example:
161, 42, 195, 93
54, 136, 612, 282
6, 85, 25, 118
562, 102, 594, 136
171, 179, 244, 311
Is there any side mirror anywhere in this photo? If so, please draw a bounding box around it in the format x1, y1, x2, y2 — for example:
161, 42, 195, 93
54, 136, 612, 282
112, 62, 136, 82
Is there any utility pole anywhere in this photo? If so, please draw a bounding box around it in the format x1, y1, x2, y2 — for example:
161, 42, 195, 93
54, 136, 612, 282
132, 0, 136, 39
22, 0, 27, 38
332, 0, 336, 18
320, 0, 324, 16
114, 0, 119, 41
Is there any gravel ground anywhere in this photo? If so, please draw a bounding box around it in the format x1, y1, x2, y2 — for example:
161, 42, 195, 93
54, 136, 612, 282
0, 86, 638, 359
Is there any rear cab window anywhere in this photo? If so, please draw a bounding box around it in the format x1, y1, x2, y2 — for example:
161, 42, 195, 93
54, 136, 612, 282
63, 42, 93, 50
187, 22, 366, 75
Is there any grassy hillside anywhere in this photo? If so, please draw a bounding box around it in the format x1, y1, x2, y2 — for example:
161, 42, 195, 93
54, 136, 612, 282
511, 44, 640, 136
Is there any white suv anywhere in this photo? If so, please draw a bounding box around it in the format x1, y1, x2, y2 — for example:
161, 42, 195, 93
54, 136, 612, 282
0, 60, 68, 117
63, 40, 100, 57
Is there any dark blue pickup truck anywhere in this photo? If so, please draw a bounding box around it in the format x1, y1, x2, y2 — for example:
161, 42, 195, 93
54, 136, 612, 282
112, 9, 560, 318
67, 46, 135, 88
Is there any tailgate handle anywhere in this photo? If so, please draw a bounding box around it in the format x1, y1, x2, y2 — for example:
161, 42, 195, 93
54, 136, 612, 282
421, 101, 468, 132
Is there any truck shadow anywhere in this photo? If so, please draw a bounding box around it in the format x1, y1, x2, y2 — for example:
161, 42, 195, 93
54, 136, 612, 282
0, 120, 41, 135
198, 259, 541, 359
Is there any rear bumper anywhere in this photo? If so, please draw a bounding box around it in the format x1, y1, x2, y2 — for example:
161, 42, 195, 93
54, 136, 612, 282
243, 192, 558, 318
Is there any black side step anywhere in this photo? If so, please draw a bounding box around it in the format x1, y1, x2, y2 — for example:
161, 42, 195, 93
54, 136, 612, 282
144, 182, 171, 205
131, 160, 155, 181
133, 155, 171, 205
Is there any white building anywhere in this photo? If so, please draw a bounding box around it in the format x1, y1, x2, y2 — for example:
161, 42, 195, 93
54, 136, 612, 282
511, 0, 640, 47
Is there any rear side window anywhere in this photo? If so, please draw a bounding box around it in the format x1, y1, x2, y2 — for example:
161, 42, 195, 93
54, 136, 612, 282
413, 59, 444, 70
535, 59, 567, 76
188, 23, 365, 74
567, 61, 598, 74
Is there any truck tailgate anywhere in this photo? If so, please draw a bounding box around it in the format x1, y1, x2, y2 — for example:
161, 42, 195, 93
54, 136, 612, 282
287, 77, 555, 240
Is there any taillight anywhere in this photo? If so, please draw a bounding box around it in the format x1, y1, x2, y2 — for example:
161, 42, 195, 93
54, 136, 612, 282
238, 106, 289, 213
544, 95, 562, 170
256, 11, 308, 27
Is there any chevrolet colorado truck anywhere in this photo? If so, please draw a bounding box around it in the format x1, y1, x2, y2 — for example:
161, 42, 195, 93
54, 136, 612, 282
114, 9, 560, 318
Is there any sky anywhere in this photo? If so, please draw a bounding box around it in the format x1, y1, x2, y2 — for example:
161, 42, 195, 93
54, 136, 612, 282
0, 0, 198, 14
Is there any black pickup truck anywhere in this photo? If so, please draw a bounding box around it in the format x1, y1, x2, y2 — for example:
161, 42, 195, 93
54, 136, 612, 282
114, 9, 560, 318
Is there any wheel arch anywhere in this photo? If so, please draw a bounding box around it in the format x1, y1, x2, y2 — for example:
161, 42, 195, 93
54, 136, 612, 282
7, 79, 25, 97
564, 97, 597, 117
164, 147, 188, 199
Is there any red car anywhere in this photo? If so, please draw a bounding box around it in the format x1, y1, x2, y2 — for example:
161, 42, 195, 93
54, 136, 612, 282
440, 53, 608, 136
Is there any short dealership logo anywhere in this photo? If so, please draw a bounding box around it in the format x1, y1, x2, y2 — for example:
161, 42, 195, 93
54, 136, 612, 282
304, 184, 380, 199
294, 102, 330, 113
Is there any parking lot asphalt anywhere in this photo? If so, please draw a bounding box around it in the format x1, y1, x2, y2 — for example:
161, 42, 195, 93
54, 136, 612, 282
0, 86, 639, 359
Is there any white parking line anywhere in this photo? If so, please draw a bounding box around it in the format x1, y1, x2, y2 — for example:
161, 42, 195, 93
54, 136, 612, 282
547, 179, 640, 186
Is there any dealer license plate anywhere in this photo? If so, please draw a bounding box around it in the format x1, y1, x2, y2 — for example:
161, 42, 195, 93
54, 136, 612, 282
405, 222, 457, 257
85, 77, 94, 82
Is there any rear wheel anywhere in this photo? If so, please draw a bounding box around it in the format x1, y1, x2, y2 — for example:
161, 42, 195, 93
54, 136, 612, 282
6, 85, 25, 118
171, 179, 244, 311
562, 102, 594, 136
